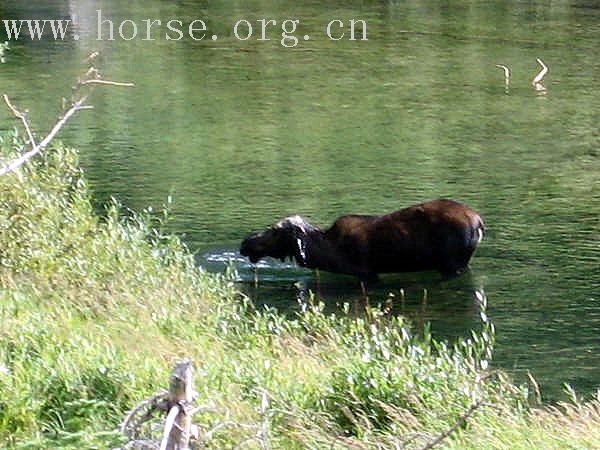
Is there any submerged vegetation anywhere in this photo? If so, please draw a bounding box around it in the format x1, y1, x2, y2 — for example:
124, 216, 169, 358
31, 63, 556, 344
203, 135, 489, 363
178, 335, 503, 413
0, 131, 599, 449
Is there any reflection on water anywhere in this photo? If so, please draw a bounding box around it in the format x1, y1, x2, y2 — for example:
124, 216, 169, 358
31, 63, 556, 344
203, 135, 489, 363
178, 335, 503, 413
202, 248, 486, 347
1, 0, 599, 400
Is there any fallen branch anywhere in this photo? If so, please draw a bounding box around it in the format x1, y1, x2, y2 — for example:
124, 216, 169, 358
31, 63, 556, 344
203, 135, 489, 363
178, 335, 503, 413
532, 58, 548, 85
0, 54, 134, 177
81, 79, 136, 88
159, 406, 181, 450
121, 360, 238, 450
121, 439, 161, 450
495, 64, 510, 81
419, 400, 484, 450
120, 391, 169, 440
494, 64, 511, 93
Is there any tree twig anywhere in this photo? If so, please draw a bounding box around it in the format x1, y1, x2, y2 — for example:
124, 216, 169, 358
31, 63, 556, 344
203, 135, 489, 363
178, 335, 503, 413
3, 95, 36, 147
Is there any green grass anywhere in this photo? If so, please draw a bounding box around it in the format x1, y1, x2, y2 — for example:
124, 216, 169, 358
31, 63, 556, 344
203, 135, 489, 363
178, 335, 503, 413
0, 129, 599, 449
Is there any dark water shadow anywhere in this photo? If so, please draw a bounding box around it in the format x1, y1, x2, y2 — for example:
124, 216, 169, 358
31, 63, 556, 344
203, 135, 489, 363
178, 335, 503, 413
199, 247, 487, 342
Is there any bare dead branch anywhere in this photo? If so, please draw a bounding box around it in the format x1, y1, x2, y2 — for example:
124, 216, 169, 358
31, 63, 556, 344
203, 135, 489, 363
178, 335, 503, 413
122, 439, 160, 450
119, 360, 205, 450
159, 406, 181, 450
495, 64, 510, 80
81, 79, 136, 88
120, 391, 169, 438
257, 389, 270, 450
532, 58, 548, 85
164, 360, 195, 449
0, 94, 89, 176
418, 400, 484, 450
1, 54, 134, 177
86, 51, 100, 62
3, 95, 36, 147
401, 432, 435, 448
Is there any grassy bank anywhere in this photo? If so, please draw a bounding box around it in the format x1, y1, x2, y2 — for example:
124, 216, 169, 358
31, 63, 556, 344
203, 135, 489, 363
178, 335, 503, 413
0, 131, 599, 449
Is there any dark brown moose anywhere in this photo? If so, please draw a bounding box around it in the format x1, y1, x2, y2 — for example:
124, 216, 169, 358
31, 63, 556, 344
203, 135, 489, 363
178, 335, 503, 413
240, 199, 484, 280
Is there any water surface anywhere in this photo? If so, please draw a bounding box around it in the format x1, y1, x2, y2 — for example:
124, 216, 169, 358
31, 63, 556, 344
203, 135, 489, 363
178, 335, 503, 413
0, 0, 598, 399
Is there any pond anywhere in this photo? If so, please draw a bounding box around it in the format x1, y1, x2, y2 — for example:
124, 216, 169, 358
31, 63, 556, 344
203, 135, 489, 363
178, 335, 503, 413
0, 0, 598, 400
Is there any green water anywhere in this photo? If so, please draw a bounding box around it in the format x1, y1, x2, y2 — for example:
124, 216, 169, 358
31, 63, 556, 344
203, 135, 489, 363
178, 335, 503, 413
0, 0, 598, 399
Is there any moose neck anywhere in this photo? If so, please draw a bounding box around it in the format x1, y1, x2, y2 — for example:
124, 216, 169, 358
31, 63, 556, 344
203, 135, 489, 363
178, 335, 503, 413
286, 224, 344, 274
276, 216, 357, 276
291, 227, 322, 269
277, 217, 322, 268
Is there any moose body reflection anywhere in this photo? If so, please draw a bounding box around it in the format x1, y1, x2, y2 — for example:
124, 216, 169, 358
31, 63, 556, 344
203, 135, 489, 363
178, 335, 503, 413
240, 199, 484, 280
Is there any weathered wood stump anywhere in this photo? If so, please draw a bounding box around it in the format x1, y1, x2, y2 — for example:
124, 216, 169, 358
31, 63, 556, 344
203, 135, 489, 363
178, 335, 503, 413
160, 359, 195, 450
